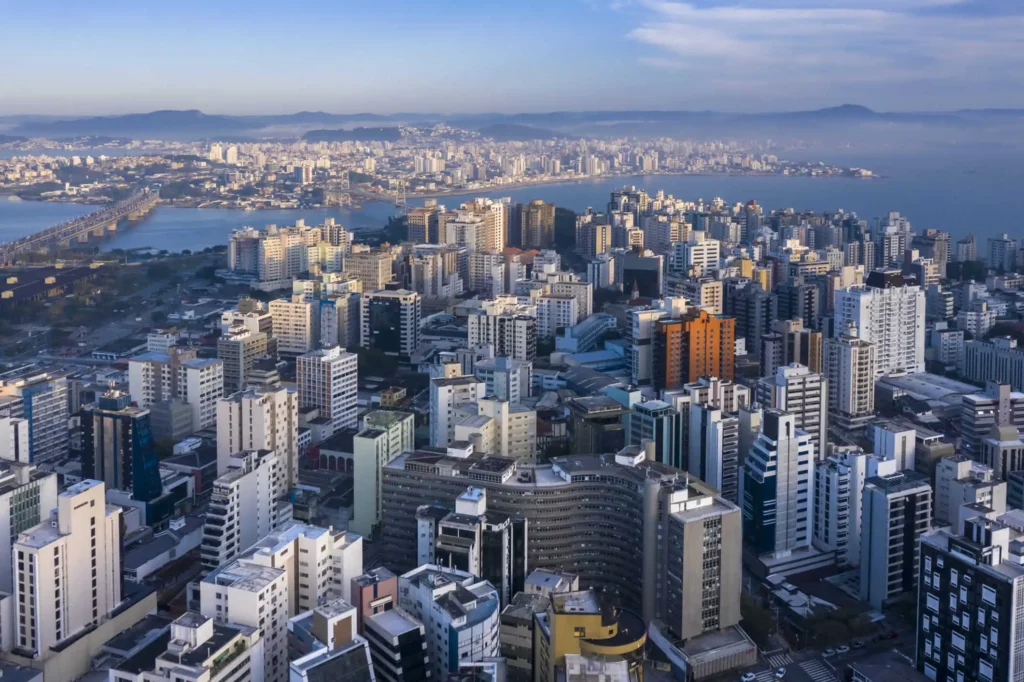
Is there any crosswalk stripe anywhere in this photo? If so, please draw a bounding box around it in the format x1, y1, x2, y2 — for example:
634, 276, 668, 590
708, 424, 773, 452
766, 654, 793, 667
800, 661, 835, 682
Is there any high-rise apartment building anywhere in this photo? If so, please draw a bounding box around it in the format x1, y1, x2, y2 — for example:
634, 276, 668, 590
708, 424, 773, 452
521, 200, 555, 250
756, 364, 827, 457
407, 202, 441, 244
626, 400, 685, 469
200, 559, 290, 682
474, 356, 533, 403
823, 326, 876, 431
381, 449, 741, 643
961, 382, 1024, 460
216, 386, 299, 485
550, 280, 593, 322
296, 346, 358, 431
0, 369, 70, 463
361, 289, 421, 363
345, 250, 393, 291
859, 470, 932, 610
81, 389, 162, 510
416, 487, 525, 606
200, 449, 290, 573
0, 462, 57, 594
760, 318, 822, 378
364, 608, 430, 682
454, 398, 538, 462
221, 299, 273, 335
351, 410, 415, 538
536, 294, 578, 339
129, 349, 224, 429
813, 447, 867, 567
834, 270, 926, 376
467, 300, 537, 362
652, 309, 736, 390
430, 375, 486, 448
397, 565, 501, 681
962, 337, 1024, 394
269, 296, 320, 357
917, 515, 1024, 682
689, 402, 741, 503
934, 456, 1005, 531
13, 480, 122, 656
217, 327, 271, 393
741, 410, 815, 557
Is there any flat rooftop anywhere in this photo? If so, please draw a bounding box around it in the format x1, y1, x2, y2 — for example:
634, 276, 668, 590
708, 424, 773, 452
206, 560, 284, 592
366, 608, 422, 638
553, 590, 601, 615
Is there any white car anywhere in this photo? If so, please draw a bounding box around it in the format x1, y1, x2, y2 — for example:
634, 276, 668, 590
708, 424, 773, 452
741, 673, 757, 682
775, 668, 787, 679
823, 649, 836, 658
836, 645, 850, 655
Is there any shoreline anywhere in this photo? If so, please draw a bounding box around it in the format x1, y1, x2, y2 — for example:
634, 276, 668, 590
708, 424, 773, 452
2, 170, 880, 209
404, 170, 881, 201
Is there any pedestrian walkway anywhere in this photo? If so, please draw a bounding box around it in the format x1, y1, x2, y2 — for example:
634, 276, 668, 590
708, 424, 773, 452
753, 670, 777, 682
800, 660, 837, 682
766, 653, 793, 668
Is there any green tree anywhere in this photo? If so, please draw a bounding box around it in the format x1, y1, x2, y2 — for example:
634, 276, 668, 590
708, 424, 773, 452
151, 310, 168, 324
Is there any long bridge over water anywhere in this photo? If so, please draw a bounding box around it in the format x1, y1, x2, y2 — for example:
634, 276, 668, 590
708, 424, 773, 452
0, 189, 158, 262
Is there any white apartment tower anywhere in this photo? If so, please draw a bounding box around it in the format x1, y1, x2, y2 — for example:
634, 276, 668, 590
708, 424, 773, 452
823, 325, 876, 431
128, 349, 224, 429
0, 463, 58, 594
813, 447, 868, 567
216, 386, 299, 486
756, 363, 828, 458
269, 296, 320, 357
430, 375, 486, 448
296, 346, 359, 431
200, 449, 290, 574
201, 560, 289, 682
834, 270, 926, 376
14, 480, 122, 656
536, 294, 578, 339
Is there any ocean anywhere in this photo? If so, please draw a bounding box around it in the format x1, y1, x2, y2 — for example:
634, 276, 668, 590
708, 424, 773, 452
1, 146, 1020, 251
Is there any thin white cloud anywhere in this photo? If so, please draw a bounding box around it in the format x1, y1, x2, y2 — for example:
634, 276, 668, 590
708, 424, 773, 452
625, 0, 1024, 107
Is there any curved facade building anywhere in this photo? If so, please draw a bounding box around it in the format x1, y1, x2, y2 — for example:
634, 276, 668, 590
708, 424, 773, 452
381, 446, 741, 640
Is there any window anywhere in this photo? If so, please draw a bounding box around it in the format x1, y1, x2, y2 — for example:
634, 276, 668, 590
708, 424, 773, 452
980, 661, 993, 682
982, 585, 997, 606
952, 632, 965, 653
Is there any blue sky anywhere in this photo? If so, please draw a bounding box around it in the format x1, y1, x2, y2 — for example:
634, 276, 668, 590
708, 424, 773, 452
2, 0, 1023, 115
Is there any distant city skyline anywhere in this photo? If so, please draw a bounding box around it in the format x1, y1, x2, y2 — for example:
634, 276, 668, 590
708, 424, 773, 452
5, 0, 1024, 116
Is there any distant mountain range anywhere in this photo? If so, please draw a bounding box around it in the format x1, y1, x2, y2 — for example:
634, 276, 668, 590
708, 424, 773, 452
6, 104, 1024, 141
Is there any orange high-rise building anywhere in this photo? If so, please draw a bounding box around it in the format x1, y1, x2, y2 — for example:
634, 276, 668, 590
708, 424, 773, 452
653, 309, 736, 390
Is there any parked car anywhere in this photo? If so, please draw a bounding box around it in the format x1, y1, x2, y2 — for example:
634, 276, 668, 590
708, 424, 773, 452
852, 640, 865, 649
823, 649, 836, 658
836, 645, 850, 655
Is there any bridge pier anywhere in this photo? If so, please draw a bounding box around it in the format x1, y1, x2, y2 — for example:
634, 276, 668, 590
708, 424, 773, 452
78, 232, 91, 243
106, 221, 118, 232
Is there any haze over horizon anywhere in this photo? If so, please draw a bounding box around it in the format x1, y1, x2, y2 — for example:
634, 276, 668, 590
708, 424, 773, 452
5, 0, 1024, 116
